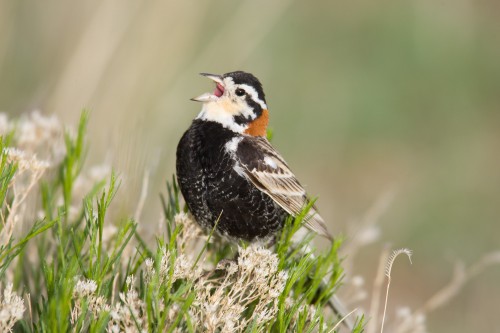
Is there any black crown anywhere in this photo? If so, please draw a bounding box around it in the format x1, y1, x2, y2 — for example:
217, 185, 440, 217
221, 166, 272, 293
223, 71, 266, 104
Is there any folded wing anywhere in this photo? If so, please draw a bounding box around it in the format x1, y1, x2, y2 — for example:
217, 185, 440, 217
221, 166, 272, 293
235, 136, 332, 240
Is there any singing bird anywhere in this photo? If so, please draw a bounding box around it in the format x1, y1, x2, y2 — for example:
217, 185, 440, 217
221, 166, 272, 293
176, 71, 331, 242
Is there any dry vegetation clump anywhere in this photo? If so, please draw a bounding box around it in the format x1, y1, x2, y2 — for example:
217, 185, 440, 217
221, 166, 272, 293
0, 111, 497, 332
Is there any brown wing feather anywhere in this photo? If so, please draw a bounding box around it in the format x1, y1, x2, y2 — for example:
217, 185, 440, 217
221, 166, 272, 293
236, 136, 332, 240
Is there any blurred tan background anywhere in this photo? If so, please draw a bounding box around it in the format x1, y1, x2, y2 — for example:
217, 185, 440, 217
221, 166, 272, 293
1, 0, 499, 331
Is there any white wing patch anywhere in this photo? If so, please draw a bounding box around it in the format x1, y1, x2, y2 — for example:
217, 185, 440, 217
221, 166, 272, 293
263, 156, 278, 169
225, 137, 243, 153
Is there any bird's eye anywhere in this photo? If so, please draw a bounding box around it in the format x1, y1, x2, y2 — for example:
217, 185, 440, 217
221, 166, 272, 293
235, 88, 245, 96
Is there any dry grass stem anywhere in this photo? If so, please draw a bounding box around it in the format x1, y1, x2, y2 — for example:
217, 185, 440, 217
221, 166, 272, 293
381, 248, 413, 333
328, 307, 359, 333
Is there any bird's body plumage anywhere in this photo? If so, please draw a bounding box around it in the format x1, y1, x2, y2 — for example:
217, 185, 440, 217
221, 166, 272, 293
177, 119, 288, 241
176, 71, 331, 242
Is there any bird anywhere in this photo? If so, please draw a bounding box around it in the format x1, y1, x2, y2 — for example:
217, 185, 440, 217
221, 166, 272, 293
176, 72, 354, 329
176, 71, 332, 242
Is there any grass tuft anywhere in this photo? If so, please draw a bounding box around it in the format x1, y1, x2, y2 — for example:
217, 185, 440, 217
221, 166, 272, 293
0, 111, 360, 332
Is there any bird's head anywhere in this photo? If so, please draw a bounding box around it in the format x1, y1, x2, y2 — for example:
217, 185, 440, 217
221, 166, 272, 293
192, 71, 269, 136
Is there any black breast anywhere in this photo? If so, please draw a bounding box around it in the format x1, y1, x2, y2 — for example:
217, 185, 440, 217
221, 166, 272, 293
176, 120, 287, 241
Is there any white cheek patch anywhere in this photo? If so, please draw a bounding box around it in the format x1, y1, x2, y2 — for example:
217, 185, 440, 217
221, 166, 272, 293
222, 99, 255, 121
263, 156, 278, 169
197, 103, 247, 134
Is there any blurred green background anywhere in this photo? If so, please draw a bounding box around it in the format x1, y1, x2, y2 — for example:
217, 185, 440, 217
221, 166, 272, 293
1, 0, 499, 331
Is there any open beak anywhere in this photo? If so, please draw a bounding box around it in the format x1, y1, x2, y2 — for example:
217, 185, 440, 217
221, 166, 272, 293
191, 73, 225, 102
